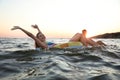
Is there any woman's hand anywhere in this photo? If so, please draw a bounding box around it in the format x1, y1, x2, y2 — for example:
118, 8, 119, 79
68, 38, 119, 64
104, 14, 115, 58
11, 26, 21, 30
31, 24, 38, 29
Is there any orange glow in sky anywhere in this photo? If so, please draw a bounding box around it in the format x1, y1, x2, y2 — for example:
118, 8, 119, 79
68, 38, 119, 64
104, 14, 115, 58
0, 0, 120, 38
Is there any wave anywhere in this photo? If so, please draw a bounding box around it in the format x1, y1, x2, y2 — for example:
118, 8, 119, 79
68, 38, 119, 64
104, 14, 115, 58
88, 73, 120, 80
0, 47, 120, 80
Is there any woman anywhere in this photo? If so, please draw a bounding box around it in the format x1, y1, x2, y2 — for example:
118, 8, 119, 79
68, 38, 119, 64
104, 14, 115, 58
11, 25, 48, 50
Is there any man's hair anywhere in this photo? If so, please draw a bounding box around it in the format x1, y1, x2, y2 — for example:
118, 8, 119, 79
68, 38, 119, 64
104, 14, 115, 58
82, 29, 87, 33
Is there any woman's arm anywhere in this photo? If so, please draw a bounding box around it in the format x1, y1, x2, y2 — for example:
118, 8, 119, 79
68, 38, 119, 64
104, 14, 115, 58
11, 26, 47, 49
31, 24, 42, 33
31, 24, 46, 40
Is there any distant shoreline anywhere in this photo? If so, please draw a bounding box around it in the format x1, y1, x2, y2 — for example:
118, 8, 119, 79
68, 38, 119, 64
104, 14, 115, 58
91, 32, 120, 39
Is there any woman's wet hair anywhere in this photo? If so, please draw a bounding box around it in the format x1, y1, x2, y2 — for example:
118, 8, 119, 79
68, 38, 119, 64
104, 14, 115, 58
36, 33, 41, 38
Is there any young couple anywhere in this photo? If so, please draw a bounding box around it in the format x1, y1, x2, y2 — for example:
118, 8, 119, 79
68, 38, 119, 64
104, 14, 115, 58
11, 24, 106, 50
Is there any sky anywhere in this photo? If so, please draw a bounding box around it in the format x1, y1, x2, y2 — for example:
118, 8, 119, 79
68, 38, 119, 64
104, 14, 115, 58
0, 0, 120, 38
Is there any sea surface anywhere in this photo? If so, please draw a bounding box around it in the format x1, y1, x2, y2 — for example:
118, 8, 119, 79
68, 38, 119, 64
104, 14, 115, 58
0, 38, 120, 80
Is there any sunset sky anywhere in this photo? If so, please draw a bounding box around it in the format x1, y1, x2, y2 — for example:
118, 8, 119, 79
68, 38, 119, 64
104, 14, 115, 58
0, 0, 120, 38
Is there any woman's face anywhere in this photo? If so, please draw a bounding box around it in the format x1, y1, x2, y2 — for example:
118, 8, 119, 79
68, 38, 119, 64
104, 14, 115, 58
37, 34, 46, 42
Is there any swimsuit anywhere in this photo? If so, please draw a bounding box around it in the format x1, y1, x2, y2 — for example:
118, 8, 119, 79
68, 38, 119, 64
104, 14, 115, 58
35, 42, 56, 51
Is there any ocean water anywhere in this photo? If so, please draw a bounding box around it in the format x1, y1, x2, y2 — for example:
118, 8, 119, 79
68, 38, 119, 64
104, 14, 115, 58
0, 38, 120, 80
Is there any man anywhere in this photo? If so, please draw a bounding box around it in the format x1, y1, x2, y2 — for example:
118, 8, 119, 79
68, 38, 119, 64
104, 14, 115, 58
69, 29, 99, 47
